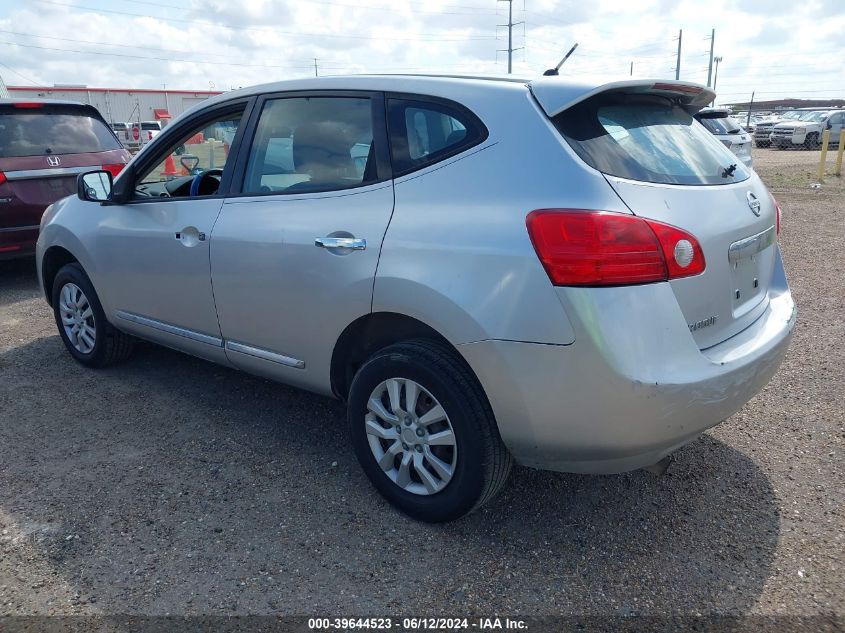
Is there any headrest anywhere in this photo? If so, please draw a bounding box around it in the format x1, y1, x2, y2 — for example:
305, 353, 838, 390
293, 122, 354, 179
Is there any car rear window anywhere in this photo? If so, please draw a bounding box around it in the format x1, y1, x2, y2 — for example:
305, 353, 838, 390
0, 108, 121, 157
141, 122, 161, 131
553, 96, 750, 186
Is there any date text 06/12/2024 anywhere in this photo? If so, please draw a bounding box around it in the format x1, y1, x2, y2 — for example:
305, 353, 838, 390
308, 617, 528, 630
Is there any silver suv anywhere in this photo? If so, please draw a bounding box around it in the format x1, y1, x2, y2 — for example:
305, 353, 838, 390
37, 76, 796, 522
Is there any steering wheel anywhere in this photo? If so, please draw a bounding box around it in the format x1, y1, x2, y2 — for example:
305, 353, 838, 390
189, 169, 223, 197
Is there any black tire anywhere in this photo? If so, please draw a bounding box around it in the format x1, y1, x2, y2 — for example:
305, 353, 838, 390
348, 339, 512, 522
52, 262, 134, 367
803, 133, 820, 150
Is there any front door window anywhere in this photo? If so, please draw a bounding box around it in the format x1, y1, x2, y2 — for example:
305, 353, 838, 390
134, 113, 243, 199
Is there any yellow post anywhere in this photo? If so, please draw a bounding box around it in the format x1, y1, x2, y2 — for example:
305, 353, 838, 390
818, 129, 831, 182
836, 130, 845, 177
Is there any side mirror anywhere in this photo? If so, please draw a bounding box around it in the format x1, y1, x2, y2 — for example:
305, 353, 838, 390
77, 170, 113, 202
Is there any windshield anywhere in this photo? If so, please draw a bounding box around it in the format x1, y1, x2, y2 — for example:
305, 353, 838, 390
554, 96, 750, 186
0, 108, 121, 157
780, 111, 801, 120
700, 115, 742, 135
798, 111, 825, 122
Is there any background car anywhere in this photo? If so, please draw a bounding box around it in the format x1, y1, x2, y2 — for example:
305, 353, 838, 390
770, 109, 845, 149
0, 99, 130, 259
110, 121, 130, 145
130, 121, 163, 150
695, 107, 753, 168
753, 109, 804, 147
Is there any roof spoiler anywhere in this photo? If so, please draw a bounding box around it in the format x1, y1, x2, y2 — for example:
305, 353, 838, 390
529, 77, 716, 118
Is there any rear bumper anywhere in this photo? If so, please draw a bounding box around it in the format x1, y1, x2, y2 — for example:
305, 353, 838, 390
0, 225, 38, 259
459, 247, 795, 474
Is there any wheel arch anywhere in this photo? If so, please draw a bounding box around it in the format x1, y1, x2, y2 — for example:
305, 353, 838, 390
330, 311, 478, 402
41, 245, 79, 306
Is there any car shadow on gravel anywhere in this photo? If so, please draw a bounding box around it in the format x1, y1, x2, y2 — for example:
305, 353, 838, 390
0, 333, 779, 616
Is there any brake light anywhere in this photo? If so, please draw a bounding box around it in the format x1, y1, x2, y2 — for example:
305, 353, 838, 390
13, 102, 44, 108
651, 82, 704, 95
526, 209, 706, 286
771, 194, 781, 235
0, 171, 6, 186
101, 164, 125, 178
148, 131, 153, 140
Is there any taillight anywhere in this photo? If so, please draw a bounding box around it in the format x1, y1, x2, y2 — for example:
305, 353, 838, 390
101, 164, 125, 178
13, 102, 44, 109
526, 209, 706, 287
148, 131, 153, 140
0, 171, 6, 186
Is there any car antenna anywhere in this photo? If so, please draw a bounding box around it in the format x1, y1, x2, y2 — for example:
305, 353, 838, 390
543, 43, 579, 76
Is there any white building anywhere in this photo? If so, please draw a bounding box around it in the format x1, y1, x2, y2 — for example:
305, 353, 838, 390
5, 84, 222, 125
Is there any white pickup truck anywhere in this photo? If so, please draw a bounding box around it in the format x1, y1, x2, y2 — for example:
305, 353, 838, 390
770, 110, 845, 150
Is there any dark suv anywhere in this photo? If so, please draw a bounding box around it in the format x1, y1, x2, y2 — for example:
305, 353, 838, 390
0, 99, 130, 259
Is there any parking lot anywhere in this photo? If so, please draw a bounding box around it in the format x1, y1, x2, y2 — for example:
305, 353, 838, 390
0, 148, 842, 622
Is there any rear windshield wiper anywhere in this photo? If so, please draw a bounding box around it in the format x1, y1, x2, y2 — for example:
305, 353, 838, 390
722, 163, 738, 178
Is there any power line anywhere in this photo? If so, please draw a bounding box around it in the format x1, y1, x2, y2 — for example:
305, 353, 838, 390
118, 0, 499, 15
0, 60, 40, 85
0, 40, 319, 69
0, 29, 315, 62
32, 0, 498, 41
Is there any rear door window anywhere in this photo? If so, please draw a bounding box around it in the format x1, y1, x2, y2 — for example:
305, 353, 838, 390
554, 96, 750, 185
387, 98, 487, 176
0, 107, 121, 157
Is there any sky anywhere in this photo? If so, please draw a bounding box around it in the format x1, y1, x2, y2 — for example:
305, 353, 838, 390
0, 0, 843, 104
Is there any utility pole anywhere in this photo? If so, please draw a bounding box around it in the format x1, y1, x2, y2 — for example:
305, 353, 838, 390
313, 58, 318, 77
497, 0, 523, 74
674, 29, 682, 80
706, 28, 715, 86
746, 91, 755, 129
713, 55, 723, 91
630, 61, 633, 76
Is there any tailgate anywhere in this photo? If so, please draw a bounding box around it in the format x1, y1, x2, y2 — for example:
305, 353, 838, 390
604, 175, 777, 348
543, 78, 777, 349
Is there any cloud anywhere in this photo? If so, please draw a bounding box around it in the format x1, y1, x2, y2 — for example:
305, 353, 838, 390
0, 0, 841, 103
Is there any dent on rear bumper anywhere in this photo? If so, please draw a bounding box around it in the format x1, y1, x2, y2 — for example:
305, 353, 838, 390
458, 250, 795, 474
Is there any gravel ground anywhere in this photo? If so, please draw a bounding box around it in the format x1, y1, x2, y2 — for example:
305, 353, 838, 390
0, 147, 842, 626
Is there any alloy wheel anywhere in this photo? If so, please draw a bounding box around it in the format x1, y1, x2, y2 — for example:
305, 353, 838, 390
58, 282, 97, 354
365, 378, 457, 496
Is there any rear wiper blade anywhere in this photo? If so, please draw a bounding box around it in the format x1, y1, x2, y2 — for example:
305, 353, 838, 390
722, 164, 738, 178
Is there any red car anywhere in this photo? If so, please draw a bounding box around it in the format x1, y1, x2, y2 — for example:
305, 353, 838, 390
0, 99, 131, 259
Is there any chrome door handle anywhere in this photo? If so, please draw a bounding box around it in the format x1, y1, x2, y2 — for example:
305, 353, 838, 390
315, 237, 367, 250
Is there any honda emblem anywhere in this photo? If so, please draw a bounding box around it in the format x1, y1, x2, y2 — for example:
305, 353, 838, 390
46, 156, 61, 167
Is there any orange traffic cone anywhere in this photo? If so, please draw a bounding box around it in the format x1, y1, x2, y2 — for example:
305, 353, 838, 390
161, 154, 178, 178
